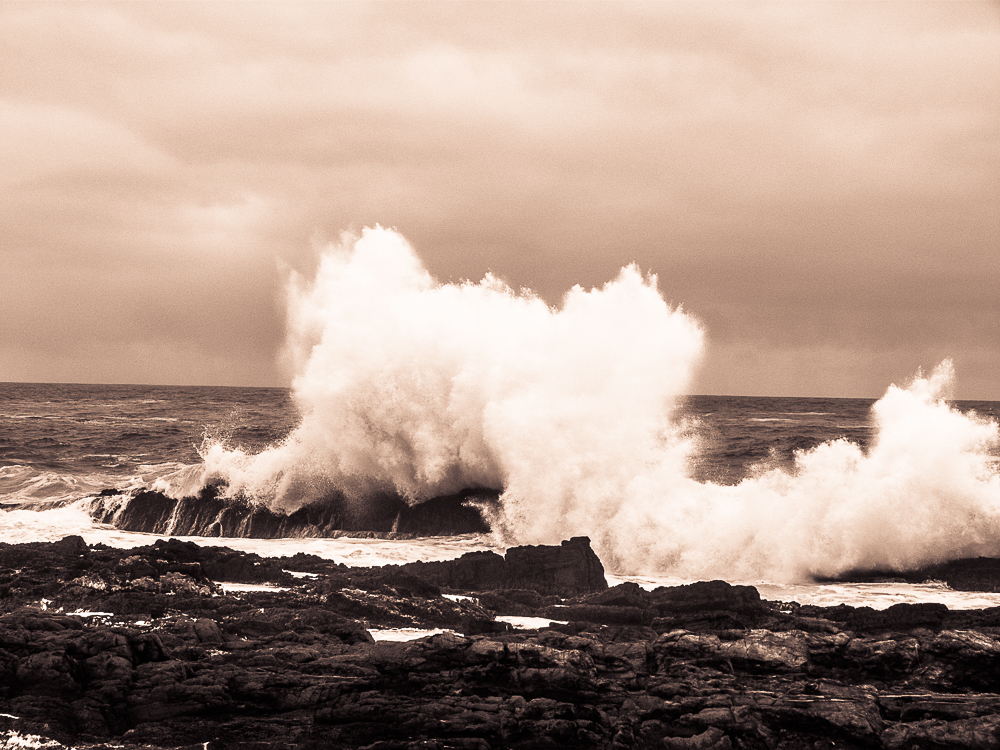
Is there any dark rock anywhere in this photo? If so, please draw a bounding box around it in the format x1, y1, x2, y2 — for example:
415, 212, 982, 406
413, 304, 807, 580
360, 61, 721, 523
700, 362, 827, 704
502, 589, 551, 609
661, 727, 732, 750
804, 601, 950, 633
129, 538, 290, 585
222, 606, 374, 645
925, 557, 1000, 592
401, 550, 507, 592
474, 591, 538, 617
346, 569, 443, 599
650, 579, 764, 620
505, 537, 608, 596
460, 615, 513, 636
583, 581, 652, 608
882, 714, 1000, 750
400, 537, 607, 597
90, 485, 494, 539
10, 537, 1000, 750
541, 603, 652, 627
857, 602, 950, 631
116, 554, 157, 579
825, 556, 1000, 593
50, 535, 89, 557
392, 489, 497, 534
192, 618, 222, 644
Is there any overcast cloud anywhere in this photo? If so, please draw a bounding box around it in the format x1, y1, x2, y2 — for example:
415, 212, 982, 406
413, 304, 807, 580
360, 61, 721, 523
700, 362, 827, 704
1, 1, 998, 397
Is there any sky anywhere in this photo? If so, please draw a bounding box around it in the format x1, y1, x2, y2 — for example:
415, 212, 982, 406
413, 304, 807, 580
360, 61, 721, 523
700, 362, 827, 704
2, 1, 998, 399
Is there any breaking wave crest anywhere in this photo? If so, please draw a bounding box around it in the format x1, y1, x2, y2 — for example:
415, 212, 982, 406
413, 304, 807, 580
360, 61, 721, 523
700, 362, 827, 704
183, 227, 1000, 582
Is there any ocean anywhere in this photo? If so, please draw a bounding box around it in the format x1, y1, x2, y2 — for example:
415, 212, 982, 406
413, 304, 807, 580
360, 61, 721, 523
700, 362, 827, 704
3, 229, 1000, 613
3, 380, 1000, 611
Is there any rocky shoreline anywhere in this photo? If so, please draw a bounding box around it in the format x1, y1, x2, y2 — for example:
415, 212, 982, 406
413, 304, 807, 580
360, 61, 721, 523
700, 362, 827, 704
87, 488, 498, 539
4, 537, 1000, 749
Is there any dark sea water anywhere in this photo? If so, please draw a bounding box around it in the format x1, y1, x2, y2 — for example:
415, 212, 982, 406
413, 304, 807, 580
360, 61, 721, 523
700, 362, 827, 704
3, 381, 996, 503
0, 383, 757, 501
5, 382, 1000, 610
682, 394, 876, 485
0, 383, 295, 504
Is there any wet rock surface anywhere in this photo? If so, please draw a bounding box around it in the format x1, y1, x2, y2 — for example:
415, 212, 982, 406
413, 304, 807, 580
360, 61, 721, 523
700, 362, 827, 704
399, 536, 608, 596
4, 537, 1000, 748
88, 487, 496, 539
824, 556, 1000, 594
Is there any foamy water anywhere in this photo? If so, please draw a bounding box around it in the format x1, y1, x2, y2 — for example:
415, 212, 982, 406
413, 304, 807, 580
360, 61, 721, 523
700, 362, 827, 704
4, 227, 1000, 608
2, 500, 496, 566
605, 574, 1000, 611
173, 227, 1000, 584
8, 500, 1000, 611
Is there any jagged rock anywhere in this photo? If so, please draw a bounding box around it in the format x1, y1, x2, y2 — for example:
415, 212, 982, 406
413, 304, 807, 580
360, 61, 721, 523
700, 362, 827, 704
9, 538, 1000, 749
89, 485, 494, 538
50, 535, 89, 557
506, 537, 608, 595
583, 581, 652, 608
400, 537, 607, 596
650, 579, 763, 616
828, 602, 950, 632
540, 603, 652, 627
392, 489, 497, 534
475, 590, 551, 617
830, 556, 1000, 594
661, 727, 732, 750
401, 550, 507, 591
717, 629, 810, 672
883, 714, 1000, 750
129, 537, 290, 585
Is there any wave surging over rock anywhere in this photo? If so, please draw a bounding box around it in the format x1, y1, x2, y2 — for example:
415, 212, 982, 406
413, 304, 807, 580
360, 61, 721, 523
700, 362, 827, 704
147, 227, 1000, 583
89, 486, 497, 539
176, 226, 704, 541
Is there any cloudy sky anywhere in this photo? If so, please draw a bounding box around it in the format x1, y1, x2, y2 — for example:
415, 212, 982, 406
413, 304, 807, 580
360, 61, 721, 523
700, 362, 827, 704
2, 1, 998, 398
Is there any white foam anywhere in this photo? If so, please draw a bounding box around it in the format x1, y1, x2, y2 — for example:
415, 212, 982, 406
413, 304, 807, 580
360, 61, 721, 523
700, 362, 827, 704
285, 570, 319, 579
498, 615, 568, 629
161, 228, 1000, 585
606, 574, 1000, 611
19, 227, 1000, 590
200, 226, 703, 512
0, 732, 66, 748
66, 610, 114, 618
369, 627, 454, 642
8, 507, 1000, 609
217, 582, 290, 593
0, 502, 100, 541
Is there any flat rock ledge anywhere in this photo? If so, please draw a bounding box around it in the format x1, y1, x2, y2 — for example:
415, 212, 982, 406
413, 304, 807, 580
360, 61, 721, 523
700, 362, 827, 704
4, 537, 1000, 749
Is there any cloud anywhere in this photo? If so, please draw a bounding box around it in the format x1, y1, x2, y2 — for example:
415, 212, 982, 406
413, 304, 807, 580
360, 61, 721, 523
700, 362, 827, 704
0, 1, 997, 396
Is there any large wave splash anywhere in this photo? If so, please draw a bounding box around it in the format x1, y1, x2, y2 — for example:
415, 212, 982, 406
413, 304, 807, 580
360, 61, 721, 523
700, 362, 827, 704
604, 359, 1000, 581
185, 226, 1000, 582
191, 226, 704, 514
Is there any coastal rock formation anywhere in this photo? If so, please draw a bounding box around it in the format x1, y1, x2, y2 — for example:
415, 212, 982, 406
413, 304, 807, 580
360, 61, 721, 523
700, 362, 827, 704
7, 537, 1000, 748
87, 486, 497, 538
826, 556, 1000, 593
399, 536, 608, 596
534, 579, 768, 630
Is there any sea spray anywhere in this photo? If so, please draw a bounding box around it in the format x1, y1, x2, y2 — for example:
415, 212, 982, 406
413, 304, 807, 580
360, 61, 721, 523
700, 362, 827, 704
190, 227, 1000, 582
590, 360, 1000, 581
196, 224, 705, 509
